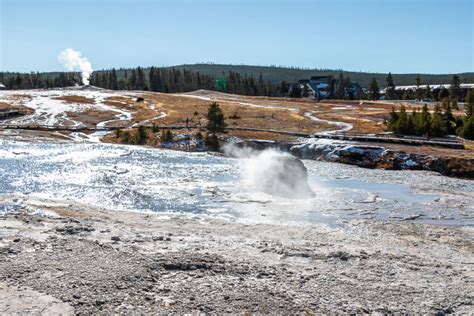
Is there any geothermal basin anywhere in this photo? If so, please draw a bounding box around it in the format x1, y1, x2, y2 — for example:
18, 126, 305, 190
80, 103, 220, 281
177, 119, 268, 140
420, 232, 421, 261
1, 140, 473, 228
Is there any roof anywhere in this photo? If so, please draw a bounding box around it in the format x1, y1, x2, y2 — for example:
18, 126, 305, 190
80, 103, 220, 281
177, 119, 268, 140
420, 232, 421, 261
310, 76, 331, 81
389, 83, 474, 91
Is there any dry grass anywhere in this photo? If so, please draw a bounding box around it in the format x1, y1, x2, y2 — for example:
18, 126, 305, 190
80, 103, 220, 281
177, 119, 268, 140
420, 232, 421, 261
66, 109, 118, 126
103, 96, 162, 123
138, 92, 333, 136
53, 95, 96, 104
96, 91, 474, 158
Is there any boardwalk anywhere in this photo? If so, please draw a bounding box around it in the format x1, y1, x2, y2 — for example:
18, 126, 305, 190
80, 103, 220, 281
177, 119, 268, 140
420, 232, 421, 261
312, 131, 465, 149
0, 124, 465, 149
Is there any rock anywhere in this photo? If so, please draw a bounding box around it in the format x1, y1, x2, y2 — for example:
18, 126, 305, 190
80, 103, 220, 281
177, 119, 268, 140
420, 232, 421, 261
111, 236, 121, 242
95, 299, 106, 306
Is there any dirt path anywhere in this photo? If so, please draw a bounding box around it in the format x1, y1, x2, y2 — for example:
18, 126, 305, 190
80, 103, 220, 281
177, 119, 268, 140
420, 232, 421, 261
0, 196, 472, 314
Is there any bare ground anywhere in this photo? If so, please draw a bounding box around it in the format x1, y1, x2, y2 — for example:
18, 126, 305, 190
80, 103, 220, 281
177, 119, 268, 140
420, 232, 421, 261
0, 196, 472, 314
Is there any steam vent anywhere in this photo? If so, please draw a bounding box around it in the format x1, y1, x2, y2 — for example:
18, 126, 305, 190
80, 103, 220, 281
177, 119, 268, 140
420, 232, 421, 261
262, 156, 315, 199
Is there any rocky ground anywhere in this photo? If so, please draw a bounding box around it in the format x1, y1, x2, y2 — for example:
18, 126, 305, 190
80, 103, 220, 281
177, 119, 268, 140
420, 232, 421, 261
0, 198, 473, 314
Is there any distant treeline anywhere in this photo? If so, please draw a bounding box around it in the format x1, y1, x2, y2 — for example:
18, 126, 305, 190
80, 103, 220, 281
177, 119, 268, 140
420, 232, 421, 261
0, 67, 278, 97
2, 63, 473, 90
167, 64, 474, 88
90, 67, 277, 96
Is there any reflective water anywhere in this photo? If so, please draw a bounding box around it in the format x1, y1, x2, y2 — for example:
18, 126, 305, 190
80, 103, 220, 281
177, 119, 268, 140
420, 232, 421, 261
1, 140, 473, 227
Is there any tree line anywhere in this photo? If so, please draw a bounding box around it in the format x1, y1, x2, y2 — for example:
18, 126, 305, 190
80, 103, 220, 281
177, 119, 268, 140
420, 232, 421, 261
367, 73, 469, 102
1, 68, 279, 97
387, 90, 474, 139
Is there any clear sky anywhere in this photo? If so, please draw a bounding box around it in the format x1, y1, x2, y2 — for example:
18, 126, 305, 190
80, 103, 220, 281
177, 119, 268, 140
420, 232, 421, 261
1, 0, 473, 74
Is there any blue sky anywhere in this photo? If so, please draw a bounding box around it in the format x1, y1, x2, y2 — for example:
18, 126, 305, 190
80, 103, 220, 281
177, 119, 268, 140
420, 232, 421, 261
1, 0, 473, 73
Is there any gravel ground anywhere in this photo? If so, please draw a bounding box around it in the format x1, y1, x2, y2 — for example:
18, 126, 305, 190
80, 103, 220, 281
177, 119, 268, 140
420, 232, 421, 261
0, 197, 473, 314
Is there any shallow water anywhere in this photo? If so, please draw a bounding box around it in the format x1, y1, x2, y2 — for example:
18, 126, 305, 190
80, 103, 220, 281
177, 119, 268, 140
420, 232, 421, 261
0, 140, 473, 227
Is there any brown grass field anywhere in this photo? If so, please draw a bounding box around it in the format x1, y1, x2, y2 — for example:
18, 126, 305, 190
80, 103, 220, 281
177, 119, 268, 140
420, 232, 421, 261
0, 89, 471, 158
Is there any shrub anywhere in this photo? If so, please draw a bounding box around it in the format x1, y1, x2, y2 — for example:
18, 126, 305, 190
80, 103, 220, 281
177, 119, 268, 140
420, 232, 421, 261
161, 129, 173, 143
136, 125, 148, 145
457, 116, 474, 140
121, 131, 131, 144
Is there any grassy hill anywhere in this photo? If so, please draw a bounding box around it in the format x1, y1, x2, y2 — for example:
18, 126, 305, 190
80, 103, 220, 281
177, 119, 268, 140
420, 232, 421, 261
166, 64, 474, 87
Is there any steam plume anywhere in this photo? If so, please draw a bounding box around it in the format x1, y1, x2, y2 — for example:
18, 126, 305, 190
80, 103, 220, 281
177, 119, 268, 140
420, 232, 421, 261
58, 48, 93, 86
224, 144, 315, 199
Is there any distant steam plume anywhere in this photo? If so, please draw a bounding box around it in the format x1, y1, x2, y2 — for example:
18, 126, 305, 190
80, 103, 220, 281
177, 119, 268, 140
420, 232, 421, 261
58, 48, 93, 86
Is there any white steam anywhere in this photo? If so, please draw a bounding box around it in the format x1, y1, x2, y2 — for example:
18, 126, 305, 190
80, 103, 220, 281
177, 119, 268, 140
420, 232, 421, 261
224, 144, 315, 199
58, 48, 93, 86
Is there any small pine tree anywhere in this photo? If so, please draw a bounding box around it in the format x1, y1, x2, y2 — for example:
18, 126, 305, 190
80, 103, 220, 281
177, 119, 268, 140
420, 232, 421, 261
279, 81, 289, 96
420, 104, 431, 136
465, 90, 474, 118
368, 78, 379, 101
430, 105, 446, 137
451, 99, 459, 110
444, 104, 455, 135
458, 116, 474, 140
207, 102, 226, 135
385, 72, 396, 100
122, 130, 131, 144
136, 125, 148, 144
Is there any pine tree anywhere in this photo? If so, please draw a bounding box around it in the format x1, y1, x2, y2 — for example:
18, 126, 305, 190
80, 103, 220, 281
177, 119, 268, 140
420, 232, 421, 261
415, 74, 422, 87
129, 70, 137, 90
327, 77, 336, 98
136, 125, 148, 144
136, 67, 147, 90
444, 103, 455, 135
368, 78, 379, 100
336, 73, 345, 99
149, 67, 163, 92
207, 102, 226, 135
439, 88, 450, 101
206, 102, 226, 150
424, 85, 432, 100
110, 68, 118, 90
465, 89, 474, 118
415, 74, 422, 100
430, 105, 446, 137
451, 74, 461, 101
385, 72, 396, 100
420, 104, 431, 135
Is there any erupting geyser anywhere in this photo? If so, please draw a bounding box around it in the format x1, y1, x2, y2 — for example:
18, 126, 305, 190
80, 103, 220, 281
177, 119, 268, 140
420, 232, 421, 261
58, 48, 93, 85
226, 145, 315, 199
256, 155, 315, 199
